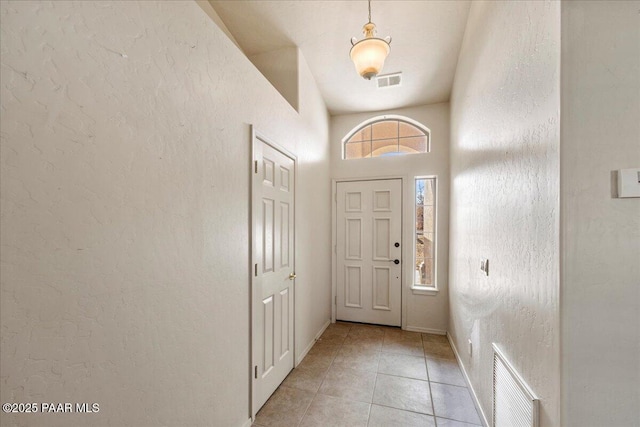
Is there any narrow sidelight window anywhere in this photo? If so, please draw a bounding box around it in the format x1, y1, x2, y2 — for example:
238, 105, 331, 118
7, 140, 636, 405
415, 177, 436, 288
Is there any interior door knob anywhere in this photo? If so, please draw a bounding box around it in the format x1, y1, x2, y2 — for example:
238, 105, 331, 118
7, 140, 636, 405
389, 259, 400, 265
289, 273, 297, 280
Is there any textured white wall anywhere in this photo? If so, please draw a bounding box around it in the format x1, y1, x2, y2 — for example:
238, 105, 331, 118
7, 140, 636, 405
449, 1, 560, 426
0, 1, 330, 426
293, 50, 333, 364
560, 2, 640, 425
249, 47, 299, 112
330, 103, 450, 333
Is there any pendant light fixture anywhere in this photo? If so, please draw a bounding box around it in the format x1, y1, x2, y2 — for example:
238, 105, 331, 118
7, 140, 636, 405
350, 0, 391, 80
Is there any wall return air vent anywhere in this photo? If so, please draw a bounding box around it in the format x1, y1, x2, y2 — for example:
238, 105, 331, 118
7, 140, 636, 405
376, 72, 402, 89
493, 343, 539, 427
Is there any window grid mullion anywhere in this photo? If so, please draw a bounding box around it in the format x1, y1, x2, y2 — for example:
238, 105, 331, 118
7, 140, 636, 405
343, 118, 430, 159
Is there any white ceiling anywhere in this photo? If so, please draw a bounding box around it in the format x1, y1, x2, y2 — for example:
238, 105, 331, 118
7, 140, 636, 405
209, 1, 471, 115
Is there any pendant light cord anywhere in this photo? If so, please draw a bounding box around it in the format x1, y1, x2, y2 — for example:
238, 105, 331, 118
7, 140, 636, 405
368, 0, 372, 23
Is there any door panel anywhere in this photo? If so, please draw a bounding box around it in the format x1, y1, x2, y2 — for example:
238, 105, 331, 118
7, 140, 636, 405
373, 218, 391, 259
373, 190, 391, 211
280, 202, 290, 268
346, 219, 363, 259
280, 288, 290, 358
263, 199, 274, 272
346, 192, 362, 211
345, 265, 363, 307
336, 179, 402, 326
373, 266, 391, 310
263, 296, 274, 372
252, 135, 295, 415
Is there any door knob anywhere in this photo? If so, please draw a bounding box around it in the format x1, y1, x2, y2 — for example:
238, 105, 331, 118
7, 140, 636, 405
389, 259, 400, 265
289, 273, 297, 280
394, 242, 400, 247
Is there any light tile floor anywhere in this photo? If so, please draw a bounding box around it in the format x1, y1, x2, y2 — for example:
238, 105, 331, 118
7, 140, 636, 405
254, 322, 483, 427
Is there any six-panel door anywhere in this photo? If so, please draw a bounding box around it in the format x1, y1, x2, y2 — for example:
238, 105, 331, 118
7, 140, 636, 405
336, 179, 402, 326
253, 140, 295, 413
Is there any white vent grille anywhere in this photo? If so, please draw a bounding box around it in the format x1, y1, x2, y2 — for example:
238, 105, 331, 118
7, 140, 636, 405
493, 344, 539, 427
376, 72, 402, 88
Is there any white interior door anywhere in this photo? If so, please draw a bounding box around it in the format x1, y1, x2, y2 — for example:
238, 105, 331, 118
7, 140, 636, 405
252, 133, 295, 415
336, 179, 402, 326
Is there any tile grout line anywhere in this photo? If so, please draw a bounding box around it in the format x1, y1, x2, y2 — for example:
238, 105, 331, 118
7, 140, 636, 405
366, 348, 383, 427
369, 401, 435, 417
435, 414, 484, 426
342, 324, 379, 426
296, 324, 349, 426
423, 334, 439, 427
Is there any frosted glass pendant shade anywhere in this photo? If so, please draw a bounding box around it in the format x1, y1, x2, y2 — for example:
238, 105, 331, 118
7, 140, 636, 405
350, 22, 391, 80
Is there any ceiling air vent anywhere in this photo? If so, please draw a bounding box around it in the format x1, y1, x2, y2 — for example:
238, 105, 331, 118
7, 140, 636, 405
376, 72, 402, 89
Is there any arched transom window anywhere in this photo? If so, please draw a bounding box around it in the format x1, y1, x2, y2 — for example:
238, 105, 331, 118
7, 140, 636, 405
343, 116, 430, 159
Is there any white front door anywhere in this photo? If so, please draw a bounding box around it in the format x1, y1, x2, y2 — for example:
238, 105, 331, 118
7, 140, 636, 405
252, 132, 295, 415
336, 179, 402, 326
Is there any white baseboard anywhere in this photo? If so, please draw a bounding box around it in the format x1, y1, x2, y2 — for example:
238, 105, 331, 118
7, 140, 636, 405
296, 318, 331, 366
447, 332, 490, 427
241, 417, 253, 427
404, 325, 447, 335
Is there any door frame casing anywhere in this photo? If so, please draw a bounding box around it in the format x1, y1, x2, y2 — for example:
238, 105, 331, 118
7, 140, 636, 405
250, 126, 297, 421
331, 175, 408, 329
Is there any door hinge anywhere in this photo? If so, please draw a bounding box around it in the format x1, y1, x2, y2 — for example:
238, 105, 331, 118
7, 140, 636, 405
335, 296, 337, 305
254, 264, 258, 276
254, 160, 258, 174
254, 365, 258, 379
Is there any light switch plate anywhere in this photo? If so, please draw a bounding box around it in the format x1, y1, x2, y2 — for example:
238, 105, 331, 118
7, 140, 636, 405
618, 168, 640, 198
